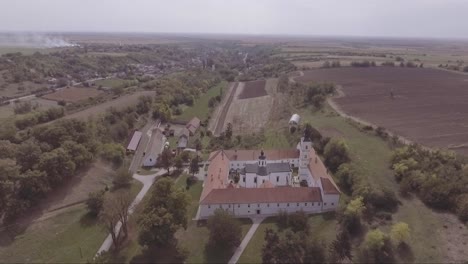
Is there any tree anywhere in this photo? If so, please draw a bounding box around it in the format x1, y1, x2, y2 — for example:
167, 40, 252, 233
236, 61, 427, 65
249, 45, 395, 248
324, 138, 350, 172
113, 190, 133, 238
329, 230, 352, 262
207, 209, 242, 252
262, 228, 325, 263
136, 95, 153, 114
16, 140, 42, 171
159, 148, 174, 174
37, 148, 76, 186
189, 156, 199, 176
288, 211, 309, 233
0, 140, 18, 159
100, 196, 122, 250
390, 222, 410, 246
62, 140, 93, 169
342, 196, 365, 234
138, 178, 190, 247
174, 155, 184, 172
335, 163, 355, 194
225, 122, 233, 140
0, 159, 19, 218
100, 143, 125, 167
359, 229, 395, 263
113, 166, 132, 189
86, 190, 105, 217
365, 229, 385, 251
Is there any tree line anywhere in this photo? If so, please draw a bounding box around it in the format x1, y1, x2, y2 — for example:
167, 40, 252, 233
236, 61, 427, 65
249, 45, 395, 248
391, 144, 468, 222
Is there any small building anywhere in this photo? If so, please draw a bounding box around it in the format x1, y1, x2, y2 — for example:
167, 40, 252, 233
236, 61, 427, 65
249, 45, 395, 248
177, 128, 190, 150
289, 114, 300, 127
186, 117, 201, 136
127, 131, 142, 153
143, 128, 165, 167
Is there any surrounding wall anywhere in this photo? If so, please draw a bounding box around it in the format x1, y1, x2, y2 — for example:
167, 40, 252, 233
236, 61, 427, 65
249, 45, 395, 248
199, 200, 326, 218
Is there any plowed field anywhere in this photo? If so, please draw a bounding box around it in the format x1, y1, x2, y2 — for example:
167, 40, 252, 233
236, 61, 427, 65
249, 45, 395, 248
296, 67, 468, 155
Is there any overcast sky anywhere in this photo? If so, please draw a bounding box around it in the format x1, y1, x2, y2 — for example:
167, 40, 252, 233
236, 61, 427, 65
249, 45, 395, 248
1, 0, 467, 38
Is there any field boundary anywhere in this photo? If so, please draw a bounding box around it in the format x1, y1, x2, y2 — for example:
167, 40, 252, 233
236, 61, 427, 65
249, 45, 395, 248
211, 82, 239, 136
328, 86, 426, 148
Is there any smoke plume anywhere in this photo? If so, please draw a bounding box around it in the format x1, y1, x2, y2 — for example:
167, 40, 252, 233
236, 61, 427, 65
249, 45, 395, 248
0, 32, 78, 48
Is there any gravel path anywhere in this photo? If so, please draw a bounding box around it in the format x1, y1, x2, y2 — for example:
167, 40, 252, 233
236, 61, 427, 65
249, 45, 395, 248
228, 217, 265, 264
95, 169, 167, 256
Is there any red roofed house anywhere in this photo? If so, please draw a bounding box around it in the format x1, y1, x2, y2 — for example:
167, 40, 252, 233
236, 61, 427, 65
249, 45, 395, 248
186, 117, 200, 136
197, 132, 340, 219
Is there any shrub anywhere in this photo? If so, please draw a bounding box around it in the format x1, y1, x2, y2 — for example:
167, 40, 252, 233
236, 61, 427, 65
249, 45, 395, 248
324, 139, 351, 172
86, 190, 105, 217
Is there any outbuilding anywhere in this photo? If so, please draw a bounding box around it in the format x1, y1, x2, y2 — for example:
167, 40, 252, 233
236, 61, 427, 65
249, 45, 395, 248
127, 131, 142, 153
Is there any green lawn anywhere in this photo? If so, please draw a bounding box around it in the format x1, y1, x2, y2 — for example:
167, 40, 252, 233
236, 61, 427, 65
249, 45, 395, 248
175, 81, 226, 122
175, 176, 252, 263
238, 213, 337, 263
0, 205, 107, 263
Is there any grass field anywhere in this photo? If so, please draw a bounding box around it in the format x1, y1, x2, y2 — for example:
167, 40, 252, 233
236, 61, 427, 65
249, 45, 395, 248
94, 78, 127, 89
299, 104, 444, 262
175, 81, 226, 122
238, 213, 337, 263
0, 205, 107, 263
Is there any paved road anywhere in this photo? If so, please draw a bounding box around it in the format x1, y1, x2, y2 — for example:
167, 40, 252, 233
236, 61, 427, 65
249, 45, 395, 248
129, 121, 159, 173
96, 169, 167, 256
228, 217, 265, 264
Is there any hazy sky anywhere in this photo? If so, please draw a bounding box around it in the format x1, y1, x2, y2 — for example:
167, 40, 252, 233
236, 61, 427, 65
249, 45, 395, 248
1, 0, 468, 38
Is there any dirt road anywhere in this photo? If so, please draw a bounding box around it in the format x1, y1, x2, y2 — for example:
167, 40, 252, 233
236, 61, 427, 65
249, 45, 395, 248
212, 82, 240, 136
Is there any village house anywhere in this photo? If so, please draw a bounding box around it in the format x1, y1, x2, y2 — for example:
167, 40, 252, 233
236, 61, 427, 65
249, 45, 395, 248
142, 128, 165, 167
177, 117, 201, 151
197, 132, 340, 219
186, 117, 201, 136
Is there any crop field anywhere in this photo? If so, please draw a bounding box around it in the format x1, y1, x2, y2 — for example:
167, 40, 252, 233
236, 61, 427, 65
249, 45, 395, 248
238, 80, 267, 99
296, 67, 468, 155
210, 79, 277, 135
43, 87, 103, 103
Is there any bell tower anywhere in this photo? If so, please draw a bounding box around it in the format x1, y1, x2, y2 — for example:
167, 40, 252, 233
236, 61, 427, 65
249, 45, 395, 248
258, 150, 267, 167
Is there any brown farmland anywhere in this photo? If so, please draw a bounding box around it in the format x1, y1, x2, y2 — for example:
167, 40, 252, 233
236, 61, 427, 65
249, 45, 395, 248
43, 87, 102, 103
238, 80, 267, 99
209, 79, 277, 135
296, 67, 468, 155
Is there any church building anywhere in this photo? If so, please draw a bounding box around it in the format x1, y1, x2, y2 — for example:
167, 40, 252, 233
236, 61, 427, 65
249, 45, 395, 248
196, 132, 340, 219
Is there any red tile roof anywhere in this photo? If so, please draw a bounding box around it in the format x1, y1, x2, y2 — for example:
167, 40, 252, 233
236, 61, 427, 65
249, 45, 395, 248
200, 187, 322, 204
320, 178, 340, 194
212, 149, 300, 162
199, 150, 230, 202
307, 147, 341, 194
186, 117, 201, 134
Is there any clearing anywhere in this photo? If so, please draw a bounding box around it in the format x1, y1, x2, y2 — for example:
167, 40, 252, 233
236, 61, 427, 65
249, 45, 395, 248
42, 87, 103, 103
175, 81, 226, 123
297, 67, 468, 156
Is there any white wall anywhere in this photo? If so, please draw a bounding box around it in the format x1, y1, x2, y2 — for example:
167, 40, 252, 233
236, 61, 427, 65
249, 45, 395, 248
199, 201, 324, 219
322, 194, 340, 211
